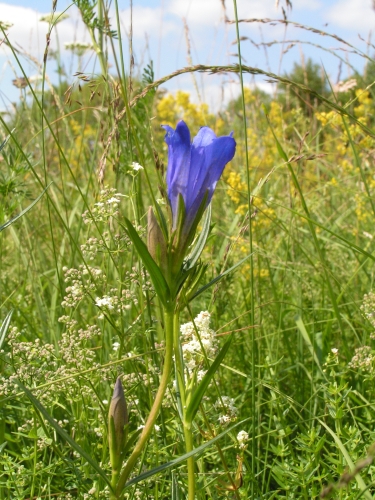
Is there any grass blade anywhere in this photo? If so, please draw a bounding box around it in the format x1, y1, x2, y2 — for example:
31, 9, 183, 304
190, 253, 254, 301
0, 184, 51, 233
16, 381, 112, 490
184, 205, 211, 271
185, 335, 233, 423
124, 217, 170, 305
0, 310, 13, 350
319, 419, 372, 500
124, 417, 251, 489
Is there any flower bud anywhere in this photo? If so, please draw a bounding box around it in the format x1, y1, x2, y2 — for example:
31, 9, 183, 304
108, 377, 128, 471
147, 206, 167, 269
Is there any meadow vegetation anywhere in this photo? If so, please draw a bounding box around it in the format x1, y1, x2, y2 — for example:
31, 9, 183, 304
2, 2, 375, 499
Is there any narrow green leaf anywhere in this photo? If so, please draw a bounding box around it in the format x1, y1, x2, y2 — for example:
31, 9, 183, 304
263, 107, 288, 161
171, 472, 180, 500
183, 263, 208, 302
184, 204, 211, 271
295, 316, 324, 376
123, 417, 251, 489
0, 310, 13, 350
0, 184, 51, 233
124, 217, 170, 306
123, 428, 141, 456
0, 128, 15, 153
16, 381, 112, 490
318, 419, 372, 500
154, 201, 169, 240
190, 253, 254, 302
185, 336, 233, 423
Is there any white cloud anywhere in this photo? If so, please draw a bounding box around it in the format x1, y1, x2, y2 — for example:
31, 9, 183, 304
119, 6, 178, 39
0, 3, 89, 58
167, 0, 279, 27
327, 0, 375, 31
294, 0, 322, 10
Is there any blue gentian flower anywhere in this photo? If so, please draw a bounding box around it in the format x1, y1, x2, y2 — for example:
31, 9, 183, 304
162, 121, 236, 235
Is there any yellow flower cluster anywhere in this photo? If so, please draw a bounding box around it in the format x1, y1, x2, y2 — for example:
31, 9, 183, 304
68, 119, 97, 172
156, 91, 215, 130
226, 171, 246, 206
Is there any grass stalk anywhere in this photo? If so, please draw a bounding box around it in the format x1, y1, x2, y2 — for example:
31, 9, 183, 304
232, 0, 256, 495
115, 306, 175, 497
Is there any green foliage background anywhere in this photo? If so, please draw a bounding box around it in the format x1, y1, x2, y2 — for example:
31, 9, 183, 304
2, 3, 375, 499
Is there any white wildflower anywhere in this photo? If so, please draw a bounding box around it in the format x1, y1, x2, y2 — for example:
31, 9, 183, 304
106, 197, 120, 204
218, 415, 231, 425
112, 342, 120, 351
333, 78, 357, 93
215, 396, 238, 425
180, 311, 218, 372
95, 296, 114, 309
131, 162, 144, 171
237, 430, 249, 449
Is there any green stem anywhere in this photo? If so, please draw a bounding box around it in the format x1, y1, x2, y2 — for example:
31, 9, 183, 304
173, 313, 186, 410
232, 0, 256, 494
183, 424, 196, 500
110, 472, 119, 500
173, 313, 196, 499
115, 307, 175, 497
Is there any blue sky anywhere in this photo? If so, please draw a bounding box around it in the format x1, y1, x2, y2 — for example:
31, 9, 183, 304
0, 0, 374, 111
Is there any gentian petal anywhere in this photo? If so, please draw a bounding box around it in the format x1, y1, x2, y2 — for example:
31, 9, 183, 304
187, 127, 217, 203
204, 136, 236, 199
192, 126, 217, 148
162, 121, 191, 225
190, 135, 236, 208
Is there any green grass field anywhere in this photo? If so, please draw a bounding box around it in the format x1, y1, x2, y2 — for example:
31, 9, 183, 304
2, 2, 375, 499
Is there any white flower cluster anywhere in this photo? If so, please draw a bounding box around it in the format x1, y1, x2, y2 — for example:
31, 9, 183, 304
237, 430, 249, 450
361, 291, 375, 340
333, 78, 357, 93
0, 21, 13, 30
349, 345, 374, 372
180, 311, 218, 371
64, 41, 94, 54
82, 187, 123, 224
215, 396, 238, 425
61, 265, 105, 308
80, 233, 130, 261
95, 295, 115, 309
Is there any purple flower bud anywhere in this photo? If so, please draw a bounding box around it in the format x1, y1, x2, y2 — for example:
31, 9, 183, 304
162, 121, 236, 235
147, 206, 167, 271
108, 377, 128, 471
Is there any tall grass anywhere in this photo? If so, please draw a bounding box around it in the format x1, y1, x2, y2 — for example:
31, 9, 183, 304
1, 1, 375, 499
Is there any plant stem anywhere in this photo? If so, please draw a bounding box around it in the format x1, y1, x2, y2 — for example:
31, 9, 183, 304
183, 424, 196, 500
172, 313, 196, 499
173, 313, 186, 410
115, 306, 175, 498
110, 472, 119, 500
